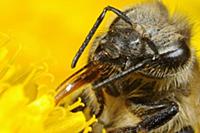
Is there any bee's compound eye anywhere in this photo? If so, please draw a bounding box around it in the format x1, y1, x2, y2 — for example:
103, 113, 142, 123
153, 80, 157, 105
167, 40, 190, 59
159, 40, 190, 69
166, 47, 184, 58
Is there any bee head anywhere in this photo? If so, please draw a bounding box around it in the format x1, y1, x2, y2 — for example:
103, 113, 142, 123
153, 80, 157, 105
90, 27, 152, 67
90, 25, 191, 78
56, 4, 193, 104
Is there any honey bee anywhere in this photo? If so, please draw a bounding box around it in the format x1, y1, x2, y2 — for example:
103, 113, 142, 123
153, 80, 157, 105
55, 1, 200, 133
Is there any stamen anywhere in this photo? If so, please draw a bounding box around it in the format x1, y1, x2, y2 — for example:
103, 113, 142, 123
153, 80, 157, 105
66, 97, 85, 111
83, 115, 98, 133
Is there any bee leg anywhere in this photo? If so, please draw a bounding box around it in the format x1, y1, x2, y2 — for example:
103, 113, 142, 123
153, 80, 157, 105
177, 126, 194, 133
107, 100, 179, 133
134, 101, 178, 132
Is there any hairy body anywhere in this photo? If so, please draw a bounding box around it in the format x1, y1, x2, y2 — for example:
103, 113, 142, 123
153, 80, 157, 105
82, 2, 200, 133
56, 1, 200, 133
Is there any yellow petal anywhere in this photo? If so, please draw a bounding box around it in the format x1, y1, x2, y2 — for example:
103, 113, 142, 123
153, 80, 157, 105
13, 95, 54, 133
0, 85, 29, 133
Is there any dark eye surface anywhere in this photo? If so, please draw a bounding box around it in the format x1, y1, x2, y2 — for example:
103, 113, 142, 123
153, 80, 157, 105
160, 40, 190, 68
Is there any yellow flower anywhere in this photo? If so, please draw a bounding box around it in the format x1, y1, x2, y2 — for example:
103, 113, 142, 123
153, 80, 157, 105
0, 0, 200, 133
0, 34, 97, 133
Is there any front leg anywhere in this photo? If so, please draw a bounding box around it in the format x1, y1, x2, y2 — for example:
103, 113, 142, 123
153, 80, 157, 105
108, 100, 179, 133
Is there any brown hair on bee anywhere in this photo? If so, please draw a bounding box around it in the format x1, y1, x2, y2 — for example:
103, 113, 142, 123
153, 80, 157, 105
55, 1, 200, 133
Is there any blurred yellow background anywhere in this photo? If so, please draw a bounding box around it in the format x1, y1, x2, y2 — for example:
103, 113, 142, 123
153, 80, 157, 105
0, 0, 200, 87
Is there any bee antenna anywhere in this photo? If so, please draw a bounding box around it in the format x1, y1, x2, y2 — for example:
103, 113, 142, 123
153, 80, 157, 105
93, 57, 157, 89
71, 6, 133, 68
